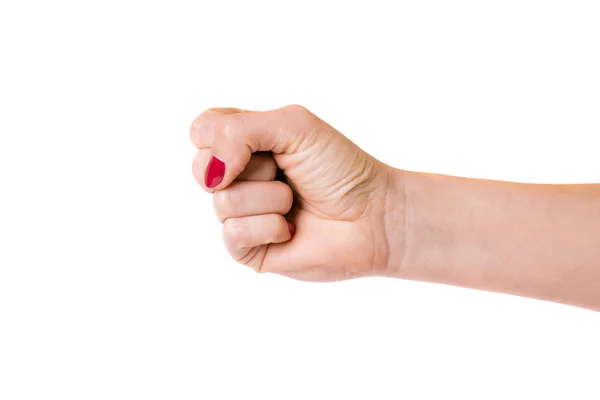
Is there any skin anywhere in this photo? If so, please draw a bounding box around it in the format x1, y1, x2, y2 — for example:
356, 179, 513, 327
190, 105, 600, 311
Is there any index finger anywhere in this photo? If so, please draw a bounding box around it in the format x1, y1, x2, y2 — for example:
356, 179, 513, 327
189, 107, 245, 150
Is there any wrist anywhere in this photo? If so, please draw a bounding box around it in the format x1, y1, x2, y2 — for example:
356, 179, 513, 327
383, 169, 453, 281
381, 165, 410, 278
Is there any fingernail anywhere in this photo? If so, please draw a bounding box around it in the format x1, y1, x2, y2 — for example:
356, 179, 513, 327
205, 156, 225, 188
287, 221, 295, 236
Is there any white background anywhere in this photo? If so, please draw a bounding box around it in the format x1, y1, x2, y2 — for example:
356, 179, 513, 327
1, 1, 599, 399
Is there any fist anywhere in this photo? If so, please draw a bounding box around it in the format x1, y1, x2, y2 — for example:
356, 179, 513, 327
191, 105, 403, 281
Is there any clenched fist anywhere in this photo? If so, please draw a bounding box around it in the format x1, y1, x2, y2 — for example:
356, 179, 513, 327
190, 105, 406, 281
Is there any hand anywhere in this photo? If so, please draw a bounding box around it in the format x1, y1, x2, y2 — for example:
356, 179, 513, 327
190, 105, 405, 281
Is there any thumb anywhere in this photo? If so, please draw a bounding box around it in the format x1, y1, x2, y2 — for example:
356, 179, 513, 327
205, 105, 320, 190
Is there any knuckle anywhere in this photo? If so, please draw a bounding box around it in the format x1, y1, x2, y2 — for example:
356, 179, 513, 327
189, 117, 202, 145
223, 219, 248, 247
213, 188, 237, 221
212, 193, 225, 222
225, 113, 246, 137
192, 108, 233, 133
190, 109, 214, 132
285, 104, 309, 114
284, 104, 314, 120
214, 113, 243, 144
190, 109, 221, 147
190, 114, 203, 135
224, 185, 243, 207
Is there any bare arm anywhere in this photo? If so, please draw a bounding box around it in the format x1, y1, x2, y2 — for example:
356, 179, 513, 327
191, 105, 599, 311
387, 170, 600, 311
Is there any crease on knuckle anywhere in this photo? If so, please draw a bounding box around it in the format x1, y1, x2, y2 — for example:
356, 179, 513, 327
213, 189, 238, 222
224, 219, 249, 248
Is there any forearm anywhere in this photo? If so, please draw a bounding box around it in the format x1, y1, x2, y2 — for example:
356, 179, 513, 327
387, 169, 600, 311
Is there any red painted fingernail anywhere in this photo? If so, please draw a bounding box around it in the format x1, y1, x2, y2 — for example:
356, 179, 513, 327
287, 221, 295, 236
204, 156, 225, 188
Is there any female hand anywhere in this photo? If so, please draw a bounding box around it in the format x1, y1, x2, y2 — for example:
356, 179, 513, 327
190, 105, 405, 281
